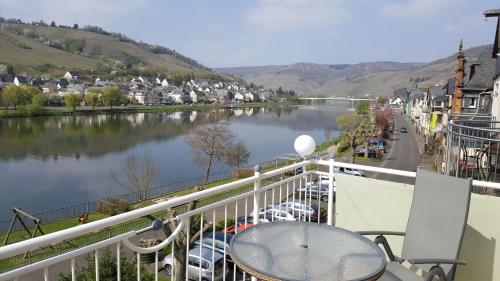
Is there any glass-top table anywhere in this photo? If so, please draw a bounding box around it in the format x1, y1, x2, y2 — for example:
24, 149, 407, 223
229, 221, 386, 281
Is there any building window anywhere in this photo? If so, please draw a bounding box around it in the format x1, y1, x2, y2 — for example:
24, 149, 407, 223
463, 97, 476, 108
480, 96, 490, 110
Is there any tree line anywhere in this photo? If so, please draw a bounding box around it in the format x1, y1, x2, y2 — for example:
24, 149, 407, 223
1, 85, 125, 115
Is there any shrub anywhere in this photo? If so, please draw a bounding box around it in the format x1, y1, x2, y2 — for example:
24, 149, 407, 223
48, 40, 64, 49
64, 39, 85, 54
215, 219, 234, 231
58, 250, 155, 281
232, 168, 253, 178
16, 42, 31, 49
27, 94, 48, 115
96, 198, 130, 216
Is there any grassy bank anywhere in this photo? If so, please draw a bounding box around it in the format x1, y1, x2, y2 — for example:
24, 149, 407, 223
0, 102, 285, 118
0, 177, 240, 245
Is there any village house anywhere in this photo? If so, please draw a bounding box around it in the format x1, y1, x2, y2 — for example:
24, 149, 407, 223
389, 88, 408, 107
161, 78, 169, 87
129, 91, 146, 105
56, 78, 69, 89
13, 76, 28, 86
485, 9, 500, 122
462, 46, 496, 115
189, 90, 199, 104
234, 92, 245, 102
168, 88, 184, 104
63, 71, 86, 81
40, 81, 57, 94
0, 74, 14, 86
450, 41, 496, 117
244, 92, 259, 102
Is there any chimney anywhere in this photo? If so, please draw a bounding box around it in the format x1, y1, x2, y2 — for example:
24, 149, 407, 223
451, 39, 466, 115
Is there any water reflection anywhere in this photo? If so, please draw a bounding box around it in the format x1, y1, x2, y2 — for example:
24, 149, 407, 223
0, 104, 349, 216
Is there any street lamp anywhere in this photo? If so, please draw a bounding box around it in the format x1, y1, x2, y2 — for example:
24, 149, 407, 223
294, 135, 316, 158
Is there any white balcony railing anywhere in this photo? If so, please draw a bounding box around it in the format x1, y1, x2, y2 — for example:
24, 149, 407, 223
0, 160, 499, 281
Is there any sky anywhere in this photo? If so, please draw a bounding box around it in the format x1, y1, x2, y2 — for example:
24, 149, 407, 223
0, 0, 498, 68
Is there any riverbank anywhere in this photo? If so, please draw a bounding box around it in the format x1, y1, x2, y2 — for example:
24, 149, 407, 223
0, 102, 286, 118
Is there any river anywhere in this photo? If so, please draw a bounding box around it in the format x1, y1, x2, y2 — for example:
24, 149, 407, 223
0, 103, 351, 219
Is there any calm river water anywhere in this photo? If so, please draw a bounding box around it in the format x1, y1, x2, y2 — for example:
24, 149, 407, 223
0, 103, 350, 218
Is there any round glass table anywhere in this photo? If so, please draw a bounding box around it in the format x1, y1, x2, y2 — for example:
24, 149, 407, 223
229, 221, 386, 281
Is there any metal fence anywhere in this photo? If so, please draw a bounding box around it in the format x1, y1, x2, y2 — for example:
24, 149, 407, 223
0, 159, 285, 234
445, 119, 500, 194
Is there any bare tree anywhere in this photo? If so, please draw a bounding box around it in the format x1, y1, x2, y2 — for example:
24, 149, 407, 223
164, 186, 212, 281
185, 116, 234, 183
336, 112, 373, 164
225, 141, 251, 168
122, 153, 159, 199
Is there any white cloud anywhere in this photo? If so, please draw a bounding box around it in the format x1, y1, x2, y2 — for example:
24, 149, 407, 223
247, 0, 351, 30
380, 0, 458, 19
0, 0, 148, 26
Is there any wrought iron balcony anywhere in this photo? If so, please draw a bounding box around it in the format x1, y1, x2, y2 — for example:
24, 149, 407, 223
445, 119, 500, 192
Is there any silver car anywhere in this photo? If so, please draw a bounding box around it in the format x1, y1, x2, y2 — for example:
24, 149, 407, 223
276, 201, 315, 219
296, 182, 332, 202
163, 246, 229, 281
334, 167, 364, 176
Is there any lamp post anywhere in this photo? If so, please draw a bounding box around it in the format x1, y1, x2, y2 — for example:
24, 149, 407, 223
294, 135, 316, 223
294, 135, 335, 225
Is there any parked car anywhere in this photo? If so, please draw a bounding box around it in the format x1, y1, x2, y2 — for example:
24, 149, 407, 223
334, 167, 364, 177
400, 127, 408, 133
356, 148, 378, 158
276, 201, 316, 219
370, 138, 387, 147
370, 138, 387, 152
163, 246, 229, 281
310, 203, 328, 222
284, 167, 303, 176
296, 182, 332, 202
221, 223, 253, 234
221, 217, 254, 234
194, 232, 234, 265
251, 207, 297, 222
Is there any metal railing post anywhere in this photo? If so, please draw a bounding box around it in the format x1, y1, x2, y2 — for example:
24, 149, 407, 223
253, 165, 261, 226
252, 165, 261, 281
328, 159, 335, 226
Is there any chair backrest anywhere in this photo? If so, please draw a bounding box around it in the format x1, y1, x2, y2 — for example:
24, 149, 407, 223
402, 167, 472, 279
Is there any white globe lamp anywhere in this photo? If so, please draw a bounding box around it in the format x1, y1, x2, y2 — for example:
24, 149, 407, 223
294, 135, 316, 158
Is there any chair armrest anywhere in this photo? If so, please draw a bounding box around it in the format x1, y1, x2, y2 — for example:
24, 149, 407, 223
356, 231, 405, 262
408, 259, 466, 266
413, 260, 466, 281
356, 231, 406, 236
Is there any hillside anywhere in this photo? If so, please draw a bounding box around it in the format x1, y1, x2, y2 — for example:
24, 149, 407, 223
0, 22, 222, 78
216, 45, 491, 97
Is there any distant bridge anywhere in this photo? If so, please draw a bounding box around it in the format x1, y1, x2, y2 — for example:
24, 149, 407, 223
299, 97, 375, 101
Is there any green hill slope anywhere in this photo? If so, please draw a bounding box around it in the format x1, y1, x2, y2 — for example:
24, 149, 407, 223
0, 22, 219, 78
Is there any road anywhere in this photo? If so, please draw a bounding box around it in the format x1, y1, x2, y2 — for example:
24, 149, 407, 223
371, 113, 421, 184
